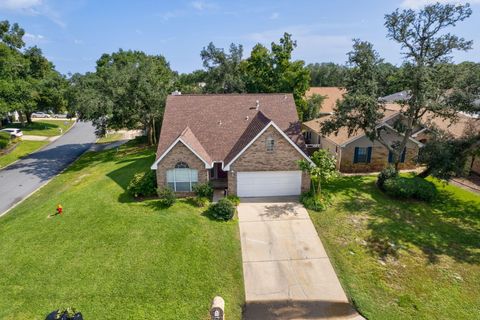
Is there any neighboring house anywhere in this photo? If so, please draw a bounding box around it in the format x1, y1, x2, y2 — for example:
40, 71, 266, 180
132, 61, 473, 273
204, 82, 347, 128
151, 93, 312, 197
306, 87, 346, 115
303, 104, 421, 172
304, 88, 480, 173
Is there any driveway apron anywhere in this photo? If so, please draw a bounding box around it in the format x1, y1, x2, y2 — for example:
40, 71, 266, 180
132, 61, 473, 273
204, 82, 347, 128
238, 197, 364, 320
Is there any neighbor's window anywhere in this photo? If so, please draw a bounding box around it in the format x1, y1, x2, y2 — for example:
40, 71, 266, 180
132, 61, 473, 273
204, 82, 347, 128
166, 162, 198, 192
266, 136, 275, 152
353, 147, 371, 163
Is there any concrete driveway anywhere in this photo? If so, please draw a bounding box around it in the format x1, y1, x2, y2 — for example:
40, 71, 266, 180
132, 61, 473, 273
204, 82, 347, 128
238, 197, 363, 319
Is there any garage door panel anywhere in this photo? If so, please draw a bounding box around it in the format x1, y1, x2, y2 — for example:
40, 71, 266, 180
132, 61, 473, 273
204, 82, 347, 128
237, 171, 301, 197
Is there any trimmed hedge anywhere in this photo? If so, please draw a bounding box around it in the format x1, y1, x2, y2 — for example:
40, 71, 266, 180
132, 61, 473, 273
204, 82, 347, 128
384, 177, 437, 202
300, 192, 329, 211
377, 166, 398, 191
208, 198, 235, 221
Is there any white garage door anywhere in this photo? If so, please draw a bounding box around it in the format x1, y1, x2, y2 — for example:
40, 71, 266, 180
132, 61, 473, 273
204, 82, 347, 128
237, 171, 302, 197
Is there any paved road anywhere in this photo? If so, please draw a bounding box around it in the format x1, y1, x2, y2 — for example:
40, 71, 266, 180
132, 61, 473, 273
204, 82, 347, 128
0, 121, 96, 216
238, 197, 363, 320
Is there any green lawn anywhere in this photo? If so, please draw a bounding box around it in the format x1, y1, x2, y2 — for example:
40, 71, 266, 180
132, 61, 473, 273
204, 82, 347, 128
9, 119, 74, 136
0, 140, 48, 168
97, 132, 124, 144
309, 175, 480, 319
0, 142, 244, 319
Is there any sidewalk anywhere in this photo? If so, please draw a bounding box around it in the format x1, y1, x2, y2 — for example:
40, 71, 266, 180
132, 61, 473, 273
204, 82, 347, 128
22, 135, 60, 142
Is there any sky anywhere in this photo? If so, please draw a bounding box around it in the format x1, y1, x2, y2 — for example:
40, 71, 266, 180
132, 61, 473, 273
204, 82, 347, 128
1, 0, 479, 75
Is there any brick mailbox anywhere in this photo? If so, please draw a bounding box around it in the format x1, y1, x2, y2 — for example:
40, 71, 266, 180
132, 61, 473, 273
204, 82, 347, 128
210, 296, 225, 320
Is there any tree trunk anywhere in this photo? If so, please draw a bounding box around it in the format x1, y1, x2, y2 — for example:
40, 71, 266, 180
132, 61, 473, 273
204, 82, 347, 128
26, 112, 32, 124
18, 111, 25, 126
316, 179, 322, 198
418, 167, 431, 178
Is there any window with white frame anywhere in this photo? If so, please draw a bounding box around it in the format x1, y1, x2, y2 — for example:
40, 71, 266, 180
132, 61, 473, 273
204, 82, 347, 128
166, 162, 198, 192
266, 136, 275, 152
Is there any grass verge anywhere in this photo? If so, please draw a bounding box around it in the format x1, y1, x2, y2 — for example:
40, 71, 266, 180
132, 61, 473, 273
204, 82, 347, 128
0, 140, 49, 168
9, 120, 74, 137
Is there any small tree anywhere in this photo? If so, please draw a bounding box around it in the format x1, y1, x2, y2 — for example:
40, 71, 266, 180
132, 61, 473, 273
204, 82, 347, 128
298, 149, 337, 198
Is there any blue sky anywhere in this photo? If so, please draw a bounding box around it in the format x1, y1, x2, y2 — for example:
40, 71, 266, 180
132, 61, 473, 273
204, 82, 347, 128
1, 0, 479, 75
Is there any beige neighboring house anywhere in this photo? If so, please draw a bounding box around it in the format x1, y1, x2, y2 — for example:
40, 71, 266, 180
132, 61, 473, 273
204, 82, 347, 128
151, 93, 312, 197
303, 88, 479, 173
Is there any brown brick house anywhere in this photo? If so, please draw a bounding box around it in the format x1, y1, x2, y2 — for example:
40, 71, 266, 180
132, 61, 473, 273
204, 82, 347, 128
303, 106, 422, 173
303, 88, 479, 173
151, 93, 312, 197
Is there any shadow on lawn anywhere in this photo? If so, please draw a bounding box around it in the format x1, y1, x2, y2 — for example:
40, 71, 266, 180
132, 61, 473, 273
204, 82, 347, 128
10, 121, 59, 132
329, 176, 480, 264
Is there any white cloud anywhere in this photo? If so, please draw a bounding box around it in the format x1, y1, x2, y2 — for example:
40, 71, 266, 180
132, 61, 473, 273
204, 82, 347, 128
23, 32, 47, 44
269, 12, 279, 20
0, 0, 42, 10
190, 0, 217, 11
243, 25, 352, 64
73, 39, 83, 44
0, 0, 65, 27
401, 0, 480, 9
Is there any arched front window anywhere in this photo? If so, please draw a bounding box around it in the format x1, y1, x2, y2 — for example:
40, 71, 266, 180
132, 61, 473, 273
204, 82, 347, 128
167, 162, 198, 191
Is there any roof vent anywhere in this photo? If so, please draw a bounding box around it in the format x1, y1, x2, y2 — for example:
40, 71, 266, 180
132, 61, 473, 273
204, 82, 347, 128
217, 120, 222, 126
245, 116, 249, 121
284, 94, 287, 100
255, 100, 260, 110
171, 90, 182, 96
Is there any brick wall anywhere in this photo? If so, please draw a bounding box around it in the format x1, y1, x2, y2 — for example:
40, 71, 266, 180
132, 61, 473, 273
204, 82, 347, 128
339, 133, 419, 173
155, 142, 209, 195
228, 126, 310, 195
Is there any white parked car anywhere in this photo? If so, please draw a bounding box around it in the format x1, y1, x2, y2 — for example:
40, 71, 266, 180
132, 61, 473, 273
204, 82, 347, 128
1, 128, 23, 138
32, 112, 51, 118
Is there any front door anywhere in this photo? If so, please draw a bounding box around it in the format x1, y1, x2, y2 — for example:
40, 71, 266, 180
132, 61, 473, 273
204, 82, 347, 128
210, 163, 227, 179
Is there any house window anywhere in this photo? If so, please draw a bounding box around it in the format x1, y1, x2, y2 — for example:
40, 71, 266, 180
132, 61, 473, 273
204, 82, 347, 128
167, 162, 198, 192
266, 136, 275, 152
388, 148, 406, 163
353, 147, 372, 164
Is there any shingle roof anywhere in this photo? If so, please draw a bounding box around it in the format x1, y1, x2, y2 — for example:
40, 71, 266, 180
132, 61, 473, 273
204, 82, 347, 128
421, 112, 480, 138
303, 109, 400, 146
306, 87, 346, 114
156, 93, 304, 164
380, 90, 411, 103
178, 127, 212, 165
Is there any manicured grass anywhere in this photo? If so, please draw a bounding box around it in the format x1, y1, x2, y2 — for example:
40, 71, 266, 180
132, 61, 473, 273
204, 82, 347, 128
0, 142, 244, 319
0, 140, 48, 168
8, 119, 74, 136
97, 132, 124, 144
309, 175, 480, 319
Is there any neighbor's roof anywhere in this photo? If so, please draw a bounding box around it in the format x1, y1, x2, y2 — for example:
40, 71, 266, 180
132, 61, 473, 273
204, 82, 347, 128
421, 112, 480, 138
303, 108, 400, 146
155, 93, 305, 164
306, 87, 346, 114
380, 90, 411, 103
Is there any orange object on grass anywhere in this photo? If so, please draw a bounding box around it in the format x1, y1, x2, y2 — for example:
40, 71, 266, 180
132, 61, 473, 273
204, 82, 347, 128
56, 204, 63, 215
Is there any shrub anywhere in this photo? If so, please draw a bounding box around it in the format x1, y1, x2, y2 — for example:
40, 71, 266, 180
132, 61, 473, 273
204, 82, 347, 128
208, 198, 235, 221
127, 170, 157, 198
192, 196, 210, 208
300, 192, 329, 211
193, 183, 213, 199
225, 195, 240, 206
0, 131, 11, 149
377, 166, 398, 190
384, 177, 437, 202
157, 187, 176, 207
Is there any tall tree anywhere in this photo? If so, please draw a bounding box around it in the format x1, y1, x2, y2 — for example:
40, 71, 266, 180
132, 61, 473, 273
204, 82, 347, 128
200, 42, 245, 93
69, 50, 174, 145
241, 33, 311, 120
306, 62, 348, 87
323, 3, 474, 171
